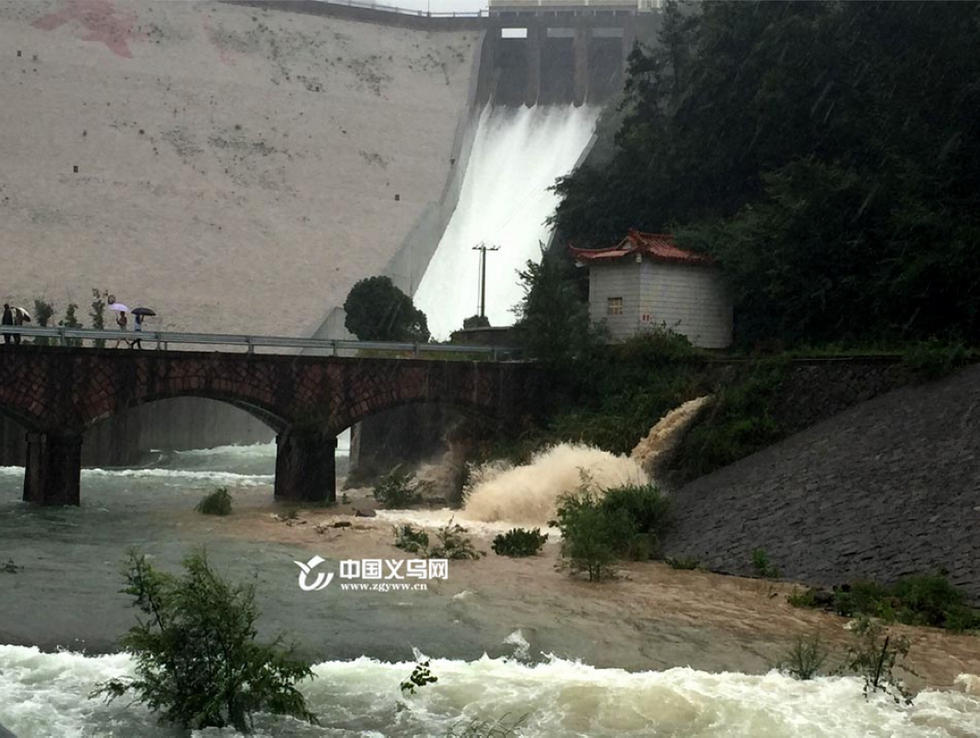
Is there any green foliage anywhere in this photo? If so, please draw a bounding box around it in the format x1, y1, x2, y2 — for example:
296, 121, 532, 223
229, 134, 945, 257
399, 660, 437, 695
786, 588, 819, 609
844, 617, 914, 705
445, 714, 528, 738
670, 360, 787, 482
92, 550, 317, 732
902, 341, 969, 382
665, 556, 700, 571
512, 247, 598, 366
491, 528, 548, 557
890, 575, 979, 630
195, 487, 232, 516
393, 524, 430, 554
554, 483, 627, 581
430, 521, 481, 560
343, 275, 429, 342
90, 288, 107, 348
552, 1, 980, 346
778, 636, 828, 680
32, 299, 55, 345
373, 466, 427, 508
600, 484, 672, 559
751, 548, 780, 579
541, 333, 706, 456
553, 478, 670, 580
787, 574, 979, 632
59, 303, 82, 347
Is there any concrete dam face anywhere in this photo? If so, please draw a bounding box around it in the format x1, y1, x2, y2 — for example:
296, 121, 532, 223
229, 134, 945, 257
0, 0, 644, 339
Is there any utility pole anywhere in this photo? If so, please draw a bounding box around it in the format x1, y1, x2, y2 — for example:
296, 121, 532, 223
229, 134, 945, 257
472, 242, 500, 319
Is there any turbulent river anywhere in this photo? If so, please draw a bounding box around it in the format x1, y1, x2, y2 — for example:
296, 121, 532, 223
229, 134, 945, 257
0, 444, 978, 737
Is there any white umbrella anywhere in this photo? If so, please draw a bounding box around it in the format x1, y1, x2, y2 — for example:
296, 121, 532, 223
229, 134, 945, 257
12, 306, 31, 321
108, 302, 130, 313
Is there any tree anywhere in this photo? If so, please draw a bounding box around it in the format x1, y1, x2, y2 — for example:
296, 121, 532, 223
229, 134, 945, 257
59, 303, 82, 347
93, 550, 317, 733
550, 0, 980, 346
91, 288, 108, 348
33, 299, 54, 346
512, 246, 596, 364
343, 276, 429, 342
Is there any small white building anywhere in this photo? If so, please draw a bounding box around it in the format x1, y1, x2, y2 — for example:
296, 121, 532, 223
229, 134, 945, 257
571, 230, 732, 348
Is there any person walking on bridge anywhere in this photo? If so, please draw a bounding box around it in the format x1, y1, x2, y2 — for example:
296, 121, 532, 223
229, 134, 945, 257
114, 309, 128, 348
1, 304, 12, 345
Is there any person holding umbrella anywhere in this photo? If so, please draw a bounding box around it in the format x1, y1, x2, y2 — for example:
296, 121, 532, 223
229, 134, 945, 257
130, 307, 155, 349
11, 306, 29, 345
108, 300, 129, 348
1, 304, 12, 345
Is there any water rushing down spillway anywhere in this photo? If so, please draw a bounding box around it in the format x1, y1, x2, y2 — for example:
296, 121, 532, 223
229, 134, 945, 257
414, 105, 599, 339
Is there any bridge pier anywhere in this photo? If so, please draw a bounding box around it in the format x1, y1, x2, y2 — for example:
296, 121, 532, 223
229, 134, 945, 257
274, 427, 336, 504
22, 432, 82, 505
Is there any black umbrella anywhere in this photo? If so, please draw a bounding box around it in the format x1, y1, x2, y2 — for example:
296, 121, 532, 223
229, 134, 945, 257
132, 307, 156, 317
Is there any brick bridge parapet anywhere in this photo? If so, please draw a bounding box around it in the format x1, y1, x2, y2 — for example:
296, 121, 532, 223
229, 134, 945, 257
0, 346, 542, 505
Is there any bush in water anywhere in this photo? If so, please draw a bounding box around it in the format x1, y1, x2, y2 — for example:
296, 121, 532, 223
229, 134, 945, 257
373, 466, 427, 508
430, 520, 482, 560
554, 478, 674, 581
788, 573, 980, 631
393, 524, 430, 554
399, 660, 437, 696
492, 528, 548, 557
844, 617, 915, 705
777, 635, 828, 680
92, 549, 317, 732
446, 713, 529, 737
600, 484, 672, 560
195, 487, 232, 516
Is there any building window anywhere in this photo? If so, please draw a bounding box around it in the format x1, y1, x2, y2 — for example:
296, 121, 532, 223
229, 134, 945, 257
607, 297, 623, 315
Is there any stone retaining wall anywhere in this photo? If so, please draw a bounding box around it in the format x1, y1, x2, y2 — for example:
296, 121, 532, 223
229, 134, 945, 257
664, 363, 980, 603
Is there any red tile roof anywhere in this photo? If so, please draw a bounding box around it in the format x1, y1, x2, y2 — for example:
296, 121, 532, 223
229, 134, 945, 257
569, 229, 712, 266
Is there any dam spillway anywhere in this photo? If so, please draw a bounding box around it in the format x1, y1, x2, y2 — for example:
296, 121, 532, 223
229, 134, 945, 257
410, 3, 648, 338
414, 103, 599, 340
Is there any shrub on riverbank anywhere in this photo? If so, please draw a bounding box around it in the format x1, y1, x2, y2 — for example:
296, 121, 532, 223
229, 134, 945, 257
554, 479, 672, 581
93, 550, 317, 732
492, 528, 548, 557
195, 487, 232, 515
787, 573, 980, 631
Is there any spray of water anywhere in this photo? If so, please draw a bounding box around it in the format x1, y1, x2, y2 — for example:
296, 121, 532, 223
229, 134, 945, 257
414, 104, 599, 339
462, 443, 648, 526
629, 395, 713, 482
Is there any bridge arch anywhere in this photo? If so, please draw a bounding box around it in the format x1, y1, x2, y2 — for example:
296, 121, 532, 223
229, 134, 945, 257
1, 347, 540, 506
81, 389, 288, 435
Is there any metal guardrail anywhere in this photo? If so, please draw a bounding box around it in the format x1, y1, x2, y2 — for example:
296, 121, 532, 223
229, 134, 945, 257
0, 325, 521, 360
321, 0, 486, 18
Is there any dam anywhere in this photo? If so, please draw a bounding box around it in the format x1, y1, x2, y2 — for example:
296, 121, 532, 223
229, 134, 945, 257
0, 0, 656, 462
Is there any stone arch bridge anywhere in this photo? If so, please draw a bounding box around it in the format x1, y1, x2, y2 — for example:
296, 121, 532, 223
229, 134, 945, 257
0, 346, 542, 505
